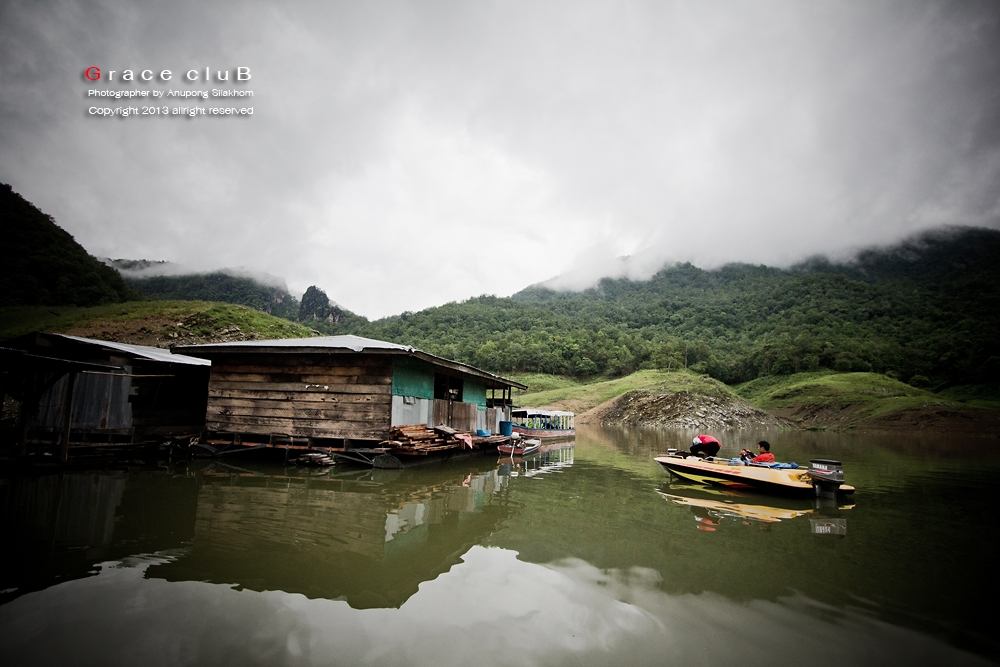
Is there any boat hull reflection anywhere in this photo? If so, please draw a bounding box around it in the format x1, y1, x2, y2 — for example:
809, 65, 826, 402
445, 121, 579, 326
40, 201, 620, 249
497, 442, 575, 478
657, 481, 853, 533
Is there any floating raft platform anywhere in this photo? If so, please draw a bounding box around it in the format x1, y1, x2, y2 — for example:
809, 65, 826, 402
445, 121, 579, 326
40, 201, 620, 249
364, 424, 514, 468
191, 424, 514, 469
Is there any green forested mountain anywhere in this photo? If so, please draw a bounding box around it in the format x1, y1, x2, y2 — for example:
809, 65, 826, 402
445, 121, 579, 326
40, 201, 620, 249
5, 182, 996, 391
0, 183, 133, 306
121, 272, 367, 330
296, 285, 369, 331
349, 227, 1000, 388
121, 270, 301, 320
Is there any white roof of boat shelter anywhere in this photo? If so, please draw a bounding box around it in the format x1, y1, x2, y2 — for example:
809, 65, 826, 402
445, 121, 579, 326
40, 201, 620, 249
512, 408, 575, 417
174, 334, 526, 389
181, 334, 408, 353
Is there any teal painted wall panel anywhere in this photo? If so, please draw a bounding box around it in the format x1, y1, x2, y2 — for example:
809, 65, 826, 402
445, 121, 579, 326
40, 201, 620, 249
392, 358, 434, 399
465, 379, 487, 407
393, 357, 487, 407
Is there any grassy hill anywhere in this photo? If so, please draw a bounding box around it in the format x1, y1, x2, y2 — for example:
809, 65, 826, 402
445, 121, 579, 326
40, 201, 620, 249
119, 270, 301, 320
0, 300, 315, 347
735, 371, 999, 431
512, 369, 999, 432
115, 266, 369, 332
509, 370, 789, 431
514, 370, 733, 413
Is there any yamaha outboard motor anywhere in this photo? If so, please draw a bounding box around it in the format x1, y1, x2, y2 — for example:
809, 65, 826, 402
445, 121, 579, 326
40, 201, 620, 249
809, 459, 845, 497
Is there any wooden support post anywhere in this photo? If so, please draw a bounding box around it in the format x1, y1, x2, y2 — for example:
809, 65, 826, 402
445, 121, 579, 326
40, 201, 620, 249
60, 371, 77, 463
16, 387, 29, 459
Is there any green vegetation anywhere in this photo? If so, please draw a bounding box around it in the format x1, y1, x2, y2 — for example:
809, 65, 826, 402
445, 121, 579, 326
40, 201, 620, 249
4, 184, 998, 416
0, 300, 315, 341
515, 369, 735, 413
740, 371, 930, 403
735, 371, 964, 424
1, 183, 133, 306
508, 373, 581, 397
936, 384, 1000, 409
123, 271, 301, 320
120, 271, 368, 332
295, 285, 368, 331
348, 227, 1000, 391
511, 368, 989, 429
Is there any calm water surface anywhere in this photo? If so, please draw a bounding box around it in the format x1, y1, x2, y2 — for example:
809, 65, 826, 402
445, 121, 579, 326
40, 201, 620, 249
1, 426, 998, 666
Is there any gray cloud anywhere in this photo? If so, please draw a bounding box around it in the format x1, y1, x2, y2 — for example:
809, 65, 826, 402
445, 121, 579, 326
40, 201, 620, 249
2, 0, 998, 315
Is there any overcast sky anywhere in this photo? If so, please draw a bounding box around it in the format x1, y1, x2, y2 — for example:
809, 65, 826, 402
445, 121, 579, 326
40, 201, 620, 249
2, 0, 998, 318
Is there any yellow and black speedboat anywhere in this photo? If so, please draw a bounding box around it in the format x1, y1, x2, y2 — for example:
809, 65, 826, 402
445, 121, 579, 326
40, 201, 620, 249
654, 454, 855, 498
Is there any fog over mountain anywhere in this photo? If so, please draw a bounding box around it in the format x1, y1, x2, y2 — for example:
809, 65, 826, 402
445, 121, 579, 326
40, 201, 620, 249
2, 0, 998, 317
106, 259, 291, 292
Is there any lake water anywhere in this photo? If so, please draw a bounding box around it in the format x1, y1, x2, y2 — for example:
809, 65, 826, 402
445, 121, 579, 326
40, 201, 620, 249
1, 426, 998, 666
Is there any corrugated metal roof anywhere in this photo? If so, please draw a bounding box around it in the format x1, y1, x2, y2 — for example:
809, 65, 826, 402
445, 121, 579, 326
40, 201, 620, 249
175, 335, 526, 389
55, 334, 211, 366
177, 335, 413, 353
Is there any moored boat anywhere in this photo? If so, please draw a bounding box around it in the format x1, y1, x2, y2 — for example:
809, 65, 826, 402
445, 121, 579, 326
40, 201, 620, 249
654, 454, 855, 498
498, 439, 541, 456
510, 409, 575, 440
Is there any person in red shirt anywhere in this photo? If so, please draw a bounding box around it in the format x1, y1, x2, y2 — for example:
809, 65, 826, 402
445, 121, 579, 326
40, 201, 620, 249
741, 440, 775, 464
690, 434, 721, 458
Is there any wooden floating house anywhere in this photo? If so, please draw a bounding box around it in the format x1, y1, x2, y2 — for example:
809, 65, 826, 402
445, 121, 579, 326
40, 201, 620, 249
173, 335, 526, 454
1, 333, 211, 460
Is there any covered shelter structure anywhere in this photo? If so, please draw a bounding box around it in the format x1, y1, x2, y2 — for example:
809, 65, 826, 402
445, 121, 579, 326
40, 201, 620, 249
1, 333, 211, 460
173, 335, 525, 450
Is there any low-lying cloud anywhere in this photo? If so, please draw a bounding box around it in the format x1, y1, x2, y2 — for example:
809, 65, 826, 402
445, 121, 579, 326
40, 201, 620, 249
2, 0, 998, 316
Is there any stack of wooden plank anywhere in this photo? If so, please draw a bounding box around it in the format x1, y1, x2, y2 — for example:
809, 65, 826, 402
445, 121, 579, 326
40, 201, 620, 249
382, 424, 466, 454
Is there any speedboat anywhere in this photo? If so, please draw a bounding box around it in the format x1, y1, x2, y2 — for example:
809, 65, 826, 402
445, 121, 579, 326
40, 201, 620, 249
654, 454, 855, 498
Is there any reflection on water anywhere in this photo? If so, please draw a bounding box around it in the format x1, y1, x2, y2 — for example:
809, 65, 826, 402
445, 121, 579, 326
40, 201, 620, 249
1, 431, 998, 666
656, 480, 854, 533
496, 442, 575, 479
152, 457, 523, 609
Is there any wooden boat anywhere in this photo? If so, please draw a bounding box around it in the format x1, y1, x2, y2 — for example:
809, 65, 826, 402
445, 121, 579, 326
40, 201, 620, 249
654, 454, 855, 498
510, 409, 575, 440
498, 439, 541, 456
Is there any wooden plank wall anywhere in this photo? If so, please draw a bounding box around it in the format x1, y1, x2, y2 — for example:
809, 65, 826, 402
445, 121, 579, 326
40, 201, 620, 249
431, 400, 479, 432
205, 353, 393, 440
